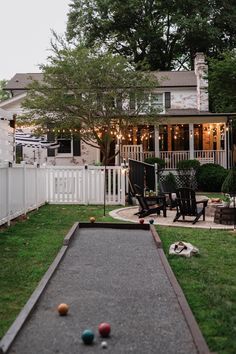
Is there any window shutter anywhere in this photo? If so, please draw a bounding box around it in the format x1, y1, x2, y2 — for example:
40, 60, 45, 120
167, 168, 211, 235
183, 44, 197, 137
47, 131, 55, 157
129, 93, 135, 110
116, 93, 122, 110
165, 92, 171, 109
16, 144, 23, 161
73, 136, 81, 156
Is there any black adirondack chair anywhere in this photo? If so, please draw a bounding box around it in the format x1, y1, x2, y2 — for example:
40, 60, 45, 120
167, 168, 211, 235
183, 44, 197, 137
135, 194, 167, 218
159, 180, 177, 209
173, 188, 208, 224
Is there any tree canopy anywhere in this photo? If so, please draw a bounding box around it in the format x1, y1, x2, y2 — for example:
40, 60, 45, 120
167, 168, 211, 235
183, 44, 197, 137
208, 51, 236, 113
22, 44, 158, 164
0, 80, 10, 102
66, 0, 236, 70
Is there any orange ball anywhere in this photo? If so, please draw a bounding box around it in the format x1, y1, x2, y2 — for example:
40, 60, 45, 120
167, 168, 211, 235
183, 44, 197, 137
90, 217, 96, 223
57, 303, 69, 316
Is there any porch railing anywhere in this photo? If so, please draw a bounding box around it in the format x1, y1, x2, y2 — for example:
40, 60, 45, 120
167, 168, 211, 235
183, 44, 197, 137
119, 145, 227, 169
194, 150, 227, 168
160, 151, 190, 169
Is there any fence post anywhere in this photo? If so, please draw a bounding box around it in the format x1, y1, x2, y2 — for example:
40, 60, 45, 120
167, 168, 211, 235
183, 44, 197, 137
6, 165, 11, 226
84, 165, 88, 205
154, 163, 158, 195
21, 162, 26, 215
34, 163, 38, 209
121, 167, 126, 206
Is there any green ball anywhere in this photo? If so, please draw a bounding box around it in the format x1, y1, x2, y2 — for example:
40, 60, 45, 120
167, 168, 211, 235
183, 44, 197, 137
81, 329, 94, 345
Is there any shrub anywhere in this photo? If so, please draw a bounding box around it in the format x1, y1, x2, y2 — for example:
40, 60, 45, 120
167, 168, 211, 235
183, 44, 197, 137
221, 167, 236, 193
144, 157, 165, 176
197, 163, 228, 192
144, 157, 165, 168
176, 159, 201, 171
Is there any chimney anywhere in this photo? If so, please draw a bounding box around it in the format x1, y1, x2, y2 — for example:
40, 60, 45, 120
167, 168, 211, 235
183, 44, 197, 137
194, 53, 209, 112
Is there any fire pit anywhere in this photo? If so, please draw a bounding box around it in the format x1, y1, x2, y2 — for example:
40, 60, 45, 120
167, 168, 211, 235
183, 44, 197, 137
214, 206, 236, 225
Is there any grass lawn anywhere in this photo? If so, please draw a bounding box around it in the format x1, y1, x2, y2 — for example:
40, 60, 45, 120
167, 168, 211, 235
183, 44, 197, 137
158, 226, 236, 354
0, 204, 116, 340
0, 203, 236, 354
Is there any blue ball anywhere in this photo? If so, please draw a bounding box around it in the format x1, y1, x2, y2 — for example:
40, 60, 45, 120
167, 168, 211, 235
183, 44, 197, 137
81, 329, 94, 345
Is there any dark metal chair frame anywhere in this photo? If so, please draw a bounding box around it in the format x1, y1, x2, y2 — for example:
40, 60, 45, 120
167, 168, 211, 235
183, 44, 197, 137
133, 184, 167, 218
173, 187, 208, 224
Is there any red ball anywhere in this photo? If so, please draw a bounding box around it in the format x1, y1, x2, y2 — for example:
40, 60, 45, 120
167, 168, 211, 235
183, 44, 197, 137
139, 219, 144, 224
98, 322, 111, 338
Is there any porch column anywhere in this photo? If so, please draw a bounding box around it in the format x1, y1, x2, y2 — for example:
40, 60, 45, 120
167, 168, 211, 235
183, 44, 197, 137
115, 144, 120, 166
189, 123, 194, 159
154, 125, 160, 158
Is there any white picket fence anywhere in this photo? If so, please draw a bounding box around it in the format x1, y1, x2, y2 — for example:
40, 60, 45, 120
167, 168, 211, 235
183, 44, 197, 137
47, 165, 125, 205
0, 164, 47, 226
0, 165, 125, 226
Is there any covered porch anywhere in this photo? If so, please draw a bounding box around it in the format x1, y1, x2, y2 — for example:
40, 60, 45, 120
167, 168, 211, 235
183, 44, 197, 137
116, 113, 235, 169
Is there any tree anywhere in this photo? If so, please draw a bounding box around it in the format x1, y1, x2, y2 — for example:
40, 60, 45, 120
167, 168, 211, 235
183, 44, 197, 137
22, 43, 158, 165
208, 51, 236, 113
66, 0, 236, 70
0, 80, 10, 102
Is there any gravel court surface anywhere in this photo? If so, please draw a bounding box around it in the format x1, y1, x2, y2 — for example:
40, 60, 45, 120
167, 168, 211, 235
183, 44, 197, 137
8, 227, 198, 354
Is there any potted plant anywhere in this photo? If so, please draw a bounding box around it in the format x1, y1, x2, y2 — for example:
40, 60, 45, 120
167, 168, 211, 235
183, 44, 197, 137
221, 167, 236, 206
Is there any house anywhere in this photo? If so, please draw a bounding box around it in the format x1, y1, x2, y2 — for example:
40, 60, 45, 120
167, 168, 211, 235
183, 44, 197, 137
0, 108, 14, 164
1, 53, 235, 168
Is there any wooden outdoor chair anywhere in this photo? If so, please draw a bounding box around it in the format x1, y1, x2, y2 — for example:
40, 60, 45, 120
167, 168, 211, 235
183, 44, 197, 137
133, 184, 144, 196
173, 187, 208, 224
159, 180, 177, 209
135, 194, 167, 218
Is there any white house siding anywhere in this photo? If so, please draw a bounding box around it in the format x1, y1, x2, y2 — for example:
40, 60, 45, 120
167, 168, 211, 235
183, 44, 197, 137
168, 88, 197, 110
46, 141, 99, 166
20, 139, 99, 166
0, 120, 13, 163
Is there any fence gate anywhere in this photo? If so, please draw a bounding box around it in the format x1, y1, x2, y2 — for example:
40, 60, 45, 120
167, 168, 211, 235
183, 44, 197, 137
46, 165, 125, 205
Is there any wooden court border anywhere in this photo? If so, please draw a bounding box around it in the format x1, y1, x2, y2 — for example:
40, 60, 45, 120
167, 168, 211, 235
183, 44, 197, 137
0, 222, 211, 354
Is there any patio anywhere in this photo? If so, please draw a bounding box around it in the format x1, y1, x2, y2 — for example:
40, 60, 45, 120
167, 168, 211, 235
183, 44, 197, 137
110, 205, 235, 230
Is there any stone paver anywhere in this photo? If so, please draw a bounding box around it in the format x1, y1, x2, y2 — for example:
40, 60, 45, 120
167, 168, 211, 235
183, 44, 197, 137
110, 206, 234, 229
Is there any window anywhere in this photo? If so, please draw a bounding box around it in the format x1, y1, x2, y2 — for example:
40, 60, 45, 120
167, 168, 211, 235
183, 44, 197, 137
132, 93, 164, 113
58, 138, 72, 154
151, 93, 163, 110
57, 134, 72, 156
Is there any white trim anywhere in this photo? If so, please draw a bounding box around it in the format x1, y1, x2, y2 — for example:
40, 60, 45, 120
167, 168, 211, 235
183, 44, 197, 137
0, 92, 27, 108
189, 123, 194, 159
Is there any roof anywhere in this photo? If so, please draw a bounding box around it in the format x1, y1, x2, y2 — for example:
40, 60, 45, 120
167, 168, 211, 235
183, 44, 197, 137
5, 71, 197, 90
5, 73, 44, 90
152, 71, 196, 87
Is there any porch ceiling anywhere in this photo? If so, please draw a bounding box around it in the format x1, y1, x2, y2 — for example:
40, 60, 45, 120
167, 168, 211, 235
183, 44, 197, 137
160, 111, 236, 125
161, 115, 228, 124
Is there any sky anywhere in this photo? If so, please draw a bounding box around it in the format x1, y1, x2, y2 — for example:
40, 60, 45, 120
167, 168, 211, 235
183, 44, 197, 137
0, 0, 71, 80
